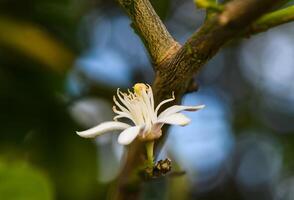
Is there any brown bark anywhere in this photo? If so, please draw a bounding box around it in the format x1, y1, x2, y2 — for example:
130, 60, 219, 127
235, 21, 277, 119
113, 0, 293, 199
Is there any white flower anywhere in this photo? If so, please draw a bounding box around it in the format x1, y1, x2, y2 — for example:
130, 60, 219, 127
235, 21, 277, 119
76, 83, 205, 145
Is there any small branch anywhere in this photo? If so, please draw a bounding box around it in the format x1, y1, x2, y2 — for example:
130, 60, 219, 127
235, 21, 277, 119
195, 0, 224, 12
117, 0, 181, 65
195, 0, 224, 20
248, 5, 294, 35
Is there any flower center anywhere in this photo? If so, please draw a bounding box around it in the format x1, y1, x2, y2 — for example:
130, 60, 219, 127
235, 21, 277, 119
133, 83, 148, 96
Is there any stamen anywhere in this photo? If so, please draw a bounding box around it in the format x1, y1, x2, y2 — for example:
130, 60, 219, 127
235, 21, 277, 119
155, 92, 175, 115
133, 83, 147, 96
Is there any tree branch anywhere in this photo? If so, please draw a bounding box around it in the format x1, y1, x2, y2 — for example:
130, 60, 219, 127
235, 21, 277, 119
113, 0, 291, 199
153, 0, 285, 102
248, 5, 294, 35
117, 0, 181, 65
110, 141, 145, 200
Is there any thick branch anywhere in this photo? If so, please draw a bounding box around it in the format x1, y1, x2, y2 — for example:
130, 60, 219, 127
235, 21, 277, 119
117, 0, 180, 65
248, 5, 294, 35
111, 141, 145, 200
153, 0, 285, 102
113, 0, 290, 199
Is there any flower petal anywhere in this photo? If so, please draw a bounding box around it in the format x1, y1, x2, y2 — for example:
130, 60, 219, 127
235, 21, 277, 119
158, 105, 205, 119
118, 126, 141, 145
76, 121, 130, 138
157, 113, 191, 126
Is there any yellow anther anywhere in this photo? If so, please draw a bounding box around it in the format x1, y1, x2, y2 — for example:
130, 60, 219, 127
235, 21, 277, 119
133, 83, 147, 95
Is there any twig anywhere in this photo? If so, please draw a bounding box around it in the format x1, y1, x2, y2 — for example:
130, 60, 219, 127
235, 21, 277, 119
248, 5, 294, 35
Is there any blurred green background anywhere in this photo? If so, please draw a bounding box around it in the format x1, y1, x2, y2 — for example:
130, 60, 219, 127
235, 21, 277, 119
0, 0, 294, 199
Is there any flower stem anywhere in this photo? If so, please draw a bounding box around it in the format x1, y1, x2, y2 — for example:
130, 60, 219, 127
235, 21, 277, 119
145, 141, 154, 167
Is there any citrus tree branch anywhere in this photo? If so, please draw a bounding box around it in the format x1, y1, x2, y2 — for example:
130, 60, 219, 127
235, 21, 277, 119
117, 0, 181, 65
113, 0, 290, 199
248, 5, 294, 35
153, 0, 285, 102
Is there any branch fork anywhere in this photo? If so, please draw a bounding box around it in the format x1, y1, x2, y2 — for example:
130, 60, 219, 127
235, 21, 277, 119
113, 0, 294, 199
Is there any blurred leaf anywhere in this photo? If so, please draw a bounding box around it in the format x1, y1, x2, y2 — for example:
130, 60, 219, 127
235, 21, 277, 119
0, 17, 75, 73
0, 160, 54, 200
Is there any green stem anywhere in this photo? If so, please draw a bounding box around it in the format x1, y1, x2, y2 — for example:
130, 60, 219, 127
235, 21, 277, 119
251, 5, 294, 34
194, 0, 224, 12
145, 141, 154, 167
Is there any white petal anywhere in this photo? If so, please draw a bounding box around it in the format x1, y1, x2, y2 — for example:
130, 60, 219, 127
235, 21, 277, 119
76, 121, 130, 138
157, 113, 191, 126
158, 105, 205, 119
118, 126, 141, 145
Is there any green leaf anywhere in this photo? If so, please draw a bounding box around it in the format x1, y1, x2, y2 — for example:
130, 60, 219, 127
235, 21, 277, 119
0, 160, 54, 200
0, 17, 74, 73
